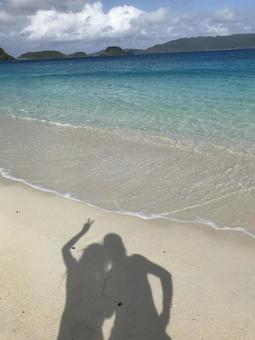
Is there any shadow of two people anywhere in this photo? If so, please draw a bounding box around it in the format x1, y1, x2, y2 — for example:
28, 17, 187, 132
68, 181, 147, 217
58, 219, 173, 340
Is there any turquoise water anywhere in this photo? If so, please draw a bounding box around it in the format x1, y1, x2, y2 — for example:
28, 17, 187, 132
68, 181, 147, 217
1, 50, 255, 148
1, 50, 255, 237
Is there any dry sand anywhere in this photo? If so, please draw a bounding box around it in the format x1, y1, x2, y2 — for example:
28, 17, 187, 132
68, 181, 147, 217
0, 177, 254, 339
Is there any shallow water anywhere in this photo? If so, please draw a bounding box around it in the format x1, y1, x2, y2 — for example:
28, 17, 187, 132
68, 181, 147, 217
0, 51, 255, 237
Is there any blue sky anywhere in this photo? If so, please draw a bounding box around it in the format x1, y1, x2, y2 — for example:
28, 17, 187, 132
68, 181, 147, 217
1, 0, 255, 55
103, 0, 255, 11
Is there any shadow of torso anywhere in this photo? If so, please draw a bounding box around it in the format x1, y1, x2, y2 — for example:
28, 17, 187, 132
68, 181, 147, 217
105, 254, 172, 340
58, 244, 111, 340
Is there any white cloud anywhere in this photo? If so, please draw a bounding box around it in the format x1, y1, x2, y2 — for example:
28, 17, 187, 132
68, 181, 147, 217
21, 2, 253, 45
206, 23, 230, 36
22, 2, 168, 41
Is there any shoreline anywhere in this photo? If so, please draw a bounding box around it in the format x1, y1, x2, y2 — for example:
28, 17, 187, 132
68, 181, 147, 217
1, 176, 255, 339
1, 114, 255, 236
1, 169, 254, 240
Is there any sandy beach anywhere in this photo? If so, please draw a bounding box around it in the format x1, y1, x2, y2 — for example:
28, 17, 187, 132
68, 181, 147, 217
0, 176, 254, 339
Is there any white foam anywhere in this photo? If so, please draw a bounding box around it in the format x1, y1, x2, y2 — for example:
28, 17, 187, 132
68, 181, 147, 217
0, 167, 254, 240
10, 115, 81, 129
0, 167, 83, 203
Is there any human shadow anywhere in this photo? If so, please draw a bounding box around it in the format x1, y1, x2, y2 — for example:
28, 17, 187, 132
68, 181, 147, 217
57, 219, 173, 340
57, 219, 111, 340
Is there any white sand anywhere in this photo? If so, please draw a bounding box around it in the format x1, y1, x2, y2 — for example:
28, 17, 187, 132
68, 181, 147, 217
0, 177, 254, 339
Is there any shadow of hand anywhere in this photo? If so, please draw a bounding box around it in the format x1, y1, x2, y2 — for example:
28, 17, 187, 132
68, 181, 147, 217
81, 218, 94, 234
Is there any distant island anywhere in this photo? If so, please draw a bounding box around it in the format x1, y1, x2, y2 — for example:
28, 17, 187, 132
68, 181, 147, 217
1, 33, 255, 61
146, 33, 255, 54
18, 50, 87, 60
98, 46, 133, 57
0, 47, 15, 61
92, 46, 144, 57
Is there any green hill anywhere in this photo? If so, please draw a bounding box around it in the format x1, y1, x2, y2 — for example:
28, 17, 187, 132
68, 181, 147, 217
19, 50, 66, 60
146, 34, 255, 54
99, 46, 133, 57
0, 47, 15, 61
18, 50, 87, 60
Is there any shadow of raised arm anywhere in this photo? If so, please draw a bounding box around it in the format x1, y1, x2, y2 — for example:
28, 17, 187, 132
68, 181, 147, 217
62, 219, 94, 268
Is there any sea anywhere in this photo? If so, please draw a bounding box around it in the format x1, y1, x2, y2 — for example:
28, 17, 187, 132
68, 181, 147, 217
0, 50, 255, 237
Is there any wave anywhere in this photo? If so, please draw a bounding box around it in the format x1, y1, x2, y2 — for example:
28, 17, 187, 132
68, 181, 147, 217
10, 115, 82, 129
1, 166, 254, 240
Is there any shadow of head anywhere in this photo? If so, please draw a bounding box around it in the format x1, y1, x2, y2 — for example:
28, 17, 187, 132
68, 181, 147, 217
103, 233, 127, 261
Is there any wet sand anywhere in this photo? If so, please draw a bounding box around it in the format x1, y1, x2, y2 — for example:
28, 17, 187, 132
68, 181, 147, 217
1, 116, 255, 236
0, 177, 254, 339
